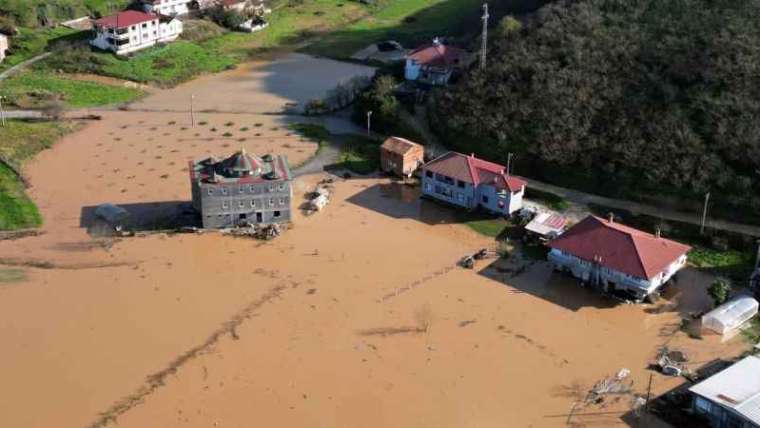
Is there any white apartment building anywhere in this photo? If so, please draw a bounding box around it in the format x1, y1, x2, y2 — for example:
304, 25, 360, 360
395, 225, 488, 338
141, 0, 192, 16
91, 10, 183, 56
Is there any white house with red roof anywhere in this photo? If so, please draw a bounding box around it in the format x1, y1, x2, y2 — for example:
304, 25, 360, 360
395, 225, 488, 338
405, 38, 469, 86
421, 151, 527, 215
91, 10, 183, 55
548, 215, 691, 301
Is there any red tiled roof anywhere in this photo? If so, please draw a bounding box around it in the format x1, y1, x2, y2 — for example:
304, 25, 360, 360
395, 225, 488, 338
94, 10, 157, 29
407, 43, 468, 68
424, 152, 526, 192
548, 216, 691, 280
381, 136, 423, 156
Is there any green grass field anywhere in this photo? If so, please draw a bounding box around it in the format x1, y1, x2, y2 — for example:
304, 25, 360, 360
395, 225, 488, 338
0, 163, 42, 230
0, 71, 143, 108
90, 41, 238, 86
0, 120, 74, 230
336, 135, 380, 174
304, 0, 485, 58
0, 27, 77, 72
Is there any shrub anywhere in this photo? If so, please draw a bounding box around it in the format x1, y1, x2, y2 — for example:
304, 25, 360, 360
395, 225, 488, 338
708, 278, 732, 307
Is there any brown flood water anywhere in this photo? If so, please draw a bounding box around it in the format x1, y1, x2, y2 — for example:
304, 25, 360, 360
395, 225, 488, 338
0, 55, 746, 428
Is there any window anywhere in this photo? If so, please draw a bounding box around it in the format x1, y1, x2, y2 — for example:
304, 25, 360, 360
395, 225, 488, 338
222, 201, 229, 209
269, 198, 274, 206
221, 188, 228, 195
279, 198, 285, 205
207, 188, 214, 196
250, 200, 256, 207
278, 184, 285, 191
482, 195, 489, 204
424, 183, 432, 192
239, 185, 245, 194
273, 211, 281, 218
456, 193, 465, 203
425, 170, 433, 178
269, 185, 275, 192
457, 180, 465, 188
142, 23, 148, 28
238, 201, 245, 208
248, 185, 255, 192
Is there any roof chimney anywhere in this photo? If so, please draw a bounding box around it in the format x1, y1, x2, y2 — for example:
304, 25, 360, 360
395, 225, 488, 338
470, 153, 475, 158
433, 37, 441, 46
655, 227, 661, 239
608, 213, 614, 223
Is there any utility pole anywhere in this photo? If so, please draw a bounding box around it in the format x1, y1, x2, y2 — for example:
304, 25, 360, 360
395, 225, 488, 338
700, 192, 710, 234
0, 96, 5, 127
506, 152, 513, 175
190, 94, 195, 127
366, 110, 373, 137
480, 3, 489, 70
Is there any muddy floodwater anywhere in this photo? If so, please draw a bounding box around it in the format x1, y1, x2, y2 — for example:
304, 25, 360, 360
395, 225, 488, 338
0, 54, 746, 428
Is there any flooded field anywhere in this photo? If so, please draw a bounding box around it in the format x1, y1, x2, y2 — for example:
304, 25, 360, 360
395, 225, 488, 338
0, 54, 747, 428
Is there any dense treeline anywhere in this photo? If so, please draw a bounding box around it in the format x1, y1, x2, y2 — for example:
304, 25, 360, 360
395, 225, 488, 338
430, 0, 760, 224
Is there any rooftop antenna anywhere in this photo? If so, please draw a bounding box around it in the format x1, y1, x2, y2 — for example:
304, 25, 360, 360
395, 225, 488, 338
480, 3, 489, 70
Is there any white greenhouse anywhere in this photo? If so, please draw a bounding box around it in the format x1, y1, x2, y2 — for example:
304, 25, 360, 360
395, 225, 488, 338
702, 296, 759, 335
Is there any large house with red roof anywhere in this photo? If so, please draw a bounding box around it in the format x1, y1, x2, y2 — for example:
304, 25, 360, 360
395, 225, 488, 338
548, 215, 691, 301
421, 152, 527, 215
91, 10, 183, 55
190, 149, 293, 229
404, 38, 470, 86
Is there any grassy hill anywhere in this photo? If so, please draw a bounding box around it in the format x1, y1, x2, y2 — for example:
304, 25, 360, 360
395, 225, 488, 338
0, 0, 129, 27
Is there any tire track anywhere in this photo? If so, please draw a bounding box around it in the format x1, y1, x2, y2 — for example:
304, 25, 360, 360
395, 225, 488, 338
86, 283, 287, 428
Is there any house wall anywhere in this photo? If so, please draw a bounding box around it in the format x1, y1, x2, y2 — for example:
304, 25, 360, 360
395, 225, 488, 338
421, 169, 474, 209
381, 148, 424, 177
196, 180, 292, 229
91, 17, 182, 55
692, 394, 757, 428
0, 35, 8, 63
548, 249, 688, 299
475, 184, 524, 215
404, 59, 420, 81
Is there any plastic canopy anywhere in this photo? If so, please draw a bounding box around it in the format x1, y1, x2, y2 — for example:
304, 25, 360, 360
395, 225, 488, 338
702, 295, 759, 335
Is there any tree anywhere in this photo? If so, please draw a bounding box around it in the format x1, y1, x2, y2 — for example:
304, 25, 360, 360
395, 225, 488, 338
353, 74, 399, 133
708, 279, 732, 307
496, 15, 521, 37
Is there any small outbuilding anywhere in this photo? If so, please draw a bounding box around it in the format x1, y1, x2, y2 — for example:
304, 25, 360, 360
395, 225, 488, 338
702, 295, 758, 336
380, 136, 424, 178
524, 211, 567, 241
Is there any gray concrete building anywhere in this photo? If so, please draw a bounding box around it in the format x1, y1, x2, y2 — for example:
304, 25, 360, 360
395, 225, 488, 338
189, 149, 293, 229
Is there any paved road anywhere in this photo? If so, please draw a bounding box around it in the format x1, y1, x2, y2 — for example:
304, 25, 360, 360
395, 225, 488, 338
2, 110, 43, 119
0, 52, 52, 81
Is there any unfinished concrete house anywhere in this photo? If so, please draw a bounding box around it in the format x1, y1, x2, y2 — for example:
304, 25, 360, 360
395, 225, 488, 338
189, 149, 293, 229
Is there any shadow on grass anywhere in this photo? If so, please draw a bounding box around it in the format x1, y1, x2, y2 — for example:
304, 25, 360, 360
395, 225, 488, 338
301, 0, 550, 59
